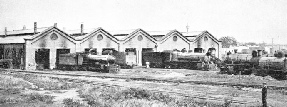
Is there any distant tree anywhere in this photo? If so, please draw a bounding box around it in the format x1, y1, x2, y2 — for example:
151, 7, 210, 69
219, 36, 238, 48
258, 42, 267, 47
275, 51, 284, 58
244, 42, 257, 46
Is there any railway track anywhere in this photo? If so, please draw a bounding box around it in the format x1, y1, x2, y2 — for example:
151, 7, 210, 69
5, 69, 287, 90
2, 69, 264, 106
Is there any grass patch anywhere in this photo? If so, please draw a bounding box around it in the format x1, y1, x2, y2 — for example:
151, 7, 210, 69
23, 92, 54, 104
62, 98, 86, 107
78, 84, 233, 107
0, 74, 32, 89
6, 72, 83, 90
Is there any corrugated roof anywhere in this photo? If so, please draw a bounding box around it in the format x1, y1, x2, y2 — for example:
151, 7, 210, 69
64, 28, 94, 35
113, 34, 128, 41
0, 35, 32, 44
152, 35, 165, 41
0, 27, 49, 36
108, 29, 139, 41
181, 31, 204, 37
108, 29, 137, 36
146, 30, 172, 41
146, 30, 172, 36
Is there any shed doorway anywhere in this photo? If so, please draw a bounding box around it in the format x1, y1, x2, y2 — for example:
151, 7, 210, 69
56, 49, 70, 68
125, 48, 136, 66
35, 49, 50, 69
142, 48, 154, 66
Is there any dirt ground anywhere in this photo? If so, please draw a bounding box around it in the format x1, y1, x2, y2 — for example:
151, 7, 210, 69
1, 68, 287, 107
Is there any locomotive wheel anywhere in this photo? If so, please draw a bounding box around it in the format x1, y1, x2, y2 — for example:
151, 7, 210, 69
71, 66, 79, 71
82, 67, 88, 71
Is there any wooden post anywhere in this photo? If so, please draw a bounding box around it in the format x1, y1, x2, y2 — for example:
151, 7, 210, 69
262, 82, 267, 107
239, 71, 241, 82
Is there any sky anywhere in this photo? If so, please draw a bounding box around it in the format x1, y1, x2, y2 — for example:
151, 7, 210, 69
0, 0, 287, 44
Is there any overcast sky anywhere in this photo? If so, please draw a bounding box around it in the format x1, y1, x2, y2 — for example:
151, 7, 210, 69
0, 0, 286, 44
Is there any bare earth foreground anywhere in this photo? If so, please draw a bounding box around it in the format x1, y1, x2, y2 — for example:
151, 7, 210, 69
0, 68, 287, 107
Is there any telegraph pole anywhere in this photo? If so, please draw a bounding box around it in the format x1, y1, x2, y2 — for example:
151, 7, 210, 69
186, 23, 189, 34
272, 38, 274, 54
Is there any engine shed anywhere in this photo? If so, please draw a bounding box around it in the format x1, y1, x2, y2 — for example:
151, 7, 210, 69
0, 22, 222, 70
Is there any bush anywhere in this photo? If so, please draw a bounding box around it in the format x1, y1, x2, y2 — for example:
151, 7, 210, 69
8, 73, 82, 90
63, 98, 86, 107
0, 74, 32, 89
25, 93, 54, 104
276, 51, 284, 58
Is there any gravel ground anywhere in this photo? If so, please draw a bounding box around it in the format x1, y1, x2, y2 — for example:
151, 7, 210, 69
3, 68, 287, 107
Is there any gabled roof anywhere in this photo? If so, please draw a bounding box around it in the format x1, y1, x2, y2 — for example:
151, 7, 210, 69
147, 30, 171, 41
191, 31, 221, 43
78, 27, 119, 44
122, 29, 157, 44
159, 30, 190, 44
27, 26, 76, 44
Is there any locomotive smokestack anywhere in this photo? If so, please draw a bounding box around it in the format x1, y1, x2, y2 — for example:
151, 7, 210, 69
34, 22, 37, 34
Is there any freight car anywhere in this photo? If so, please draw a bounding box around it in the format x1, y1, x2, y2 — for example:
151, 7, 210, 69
142, 51, 221, 70
57, 50, 120, 73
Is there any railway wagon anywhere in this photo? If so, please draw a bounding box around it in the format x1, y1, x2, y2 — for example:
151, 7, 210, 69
142, 51, 220, 70
57, 52, 120, 73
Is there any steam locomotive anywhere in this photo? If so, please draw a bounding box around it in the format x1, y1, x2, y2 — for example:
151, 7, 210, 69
142, 50, 221, 71
57, 49, 120, 73
220, 51, 287, 79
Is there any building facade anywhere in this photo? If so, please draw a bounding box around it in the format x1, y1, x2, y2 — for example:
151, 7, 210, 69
0, 23, 222, 70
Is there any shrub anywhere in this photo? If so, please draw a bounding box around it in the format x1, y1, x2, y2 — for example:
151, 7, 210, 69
0, 74, 32, 89
25, 92, 54, 104
276, 51, 284, 58
63, 98, 86, 107
9, 73, 82, 90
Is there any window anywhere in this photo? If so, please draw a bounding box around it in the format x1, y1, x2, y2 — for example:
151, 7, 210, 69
125, 48, 136, 55
204, 36, 208, 41
194, 48, 203, 53
86, 48, 97, 55
97, 34, 103, 41
84, 48, 91, 53
173, 36, 177, 41
50, 33, 58, 40
138, 35, 143, 41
